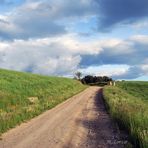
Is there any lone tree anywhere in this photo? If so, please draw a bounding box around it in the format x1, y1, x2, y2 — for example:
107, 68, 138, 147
75, 71, 82, 80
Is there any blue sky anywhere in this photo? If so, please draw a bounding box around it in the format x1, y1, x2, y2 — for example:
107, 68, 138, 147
0, 0, 148, 80
0, 0, 24, 12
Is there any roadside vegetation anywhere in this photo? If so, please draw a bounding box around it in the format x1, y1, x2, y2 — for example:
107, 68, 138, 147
0, 69, 87, 134
117, 81, 148, 100
103, 81, 148, 148
81, 75, 112, 86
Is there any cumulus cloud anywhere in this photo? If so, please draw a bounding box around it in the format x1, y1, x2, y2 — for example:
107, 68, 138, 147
79, 64, 148, 80
79, 35, 148, 79
141, 64, 148, 75
0, 37, 80, 75
0, 0, 97, 40
0, 34, 148, 79
113, 66, 148, 79
0, 2, 67, 40
131, 20, 148, 29
1, 0, 148, 40
79, 65, 129, 77
0, 34, 102, 75
96, 0, 148, 31
0, 0, 147, 80
81, 35, 148, 67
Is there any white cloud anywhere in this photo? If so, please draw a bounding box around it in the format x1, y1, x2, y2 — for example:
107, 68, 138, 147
130, 35, 148, 44
131, 20, 148, 29
0, 34, 148, 79
141, 64, 148, 75
79, 65, 129, 77
0, 34, 102, 75
0, 0, 97, 40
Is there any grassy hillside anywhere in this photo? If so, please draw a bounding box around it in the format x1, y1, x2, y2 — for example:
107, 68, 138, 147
103, 82, 148, 148
0, 69, 87, 134
117, 81, 148, 100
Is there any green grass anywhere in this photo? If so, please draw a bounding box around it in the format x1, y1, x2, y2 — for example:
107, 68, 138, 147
0, 69, 87, 134
117, 81, 148, 100
103, 82, 148, 148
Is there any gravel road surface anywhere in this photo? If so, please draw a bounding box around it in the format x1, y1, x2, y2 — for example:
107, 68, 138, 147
0, 87, 129, 148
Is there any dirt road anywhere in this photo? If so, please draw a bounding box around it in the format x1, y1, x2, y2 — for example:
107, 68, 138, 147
0, 87, 129, 148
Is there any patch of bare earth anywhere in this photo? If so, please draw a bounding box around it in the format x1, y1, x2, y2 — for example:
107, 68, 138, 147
0, 87, 130, 148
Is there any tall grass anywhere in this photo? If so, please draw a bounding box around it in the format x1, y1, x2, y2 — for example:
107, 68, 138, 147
0, 69, 87, 134
117, 81, 148, 100
103, 86, 148, 148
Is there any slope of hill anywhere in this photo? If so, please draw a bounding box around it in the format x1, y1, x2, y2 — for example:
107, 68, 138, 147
103, 82, 148, 148
0, 69, 86, 134
117, 81, 148, 100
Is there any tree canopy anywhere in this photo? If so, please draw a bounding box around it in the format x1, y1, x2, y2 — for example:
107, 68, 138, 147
81, 75, 112, 85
